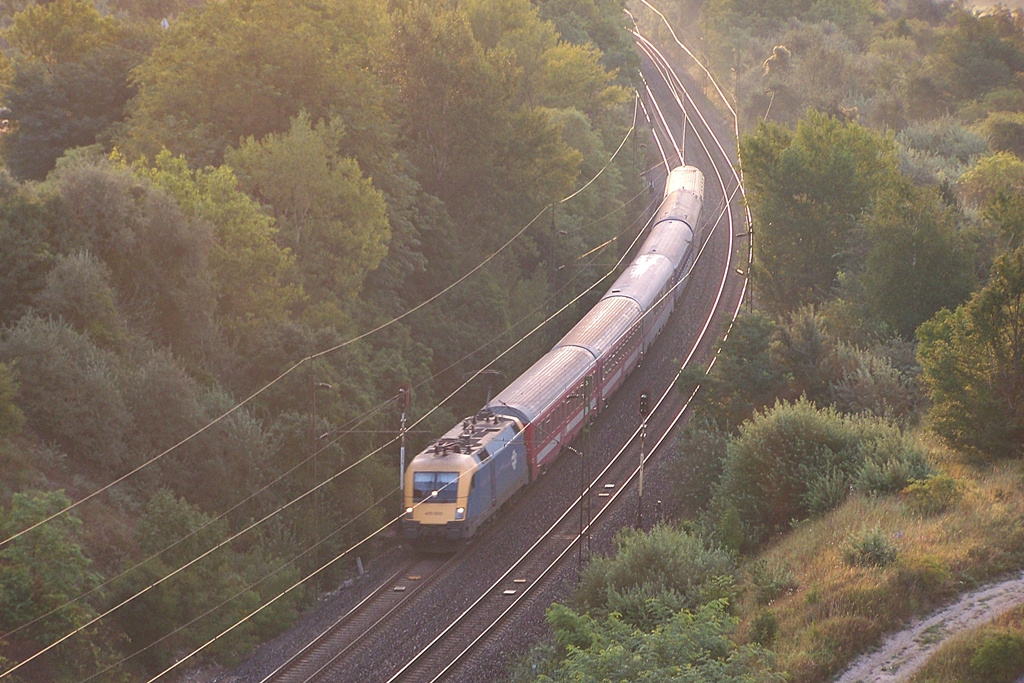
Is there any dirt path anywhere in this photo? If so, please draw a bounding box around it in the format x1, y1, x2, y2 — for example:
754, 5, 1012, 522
835, 570, 1024, 682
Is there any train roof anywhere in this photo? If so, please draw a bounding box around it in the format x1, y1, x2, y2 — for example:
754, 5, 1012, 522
638, 216, 695, 267
554, 296, 641, 359
600, 253, 676, 312
409, 412, 520, 470
664, 165, 705, 199
488, 345, 595, 424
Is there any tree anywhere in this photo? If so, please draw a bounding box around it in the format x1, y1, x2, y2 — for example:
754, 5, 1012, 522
0, 361, 24, 438
0, 315, 131, 473
959, 152, 1024, 207
856, 180, 974, 337
120, 0, 392, 168
918, 246, 1024, 460
3, 0, 118, 67
740, 110, 899, 315
47, 158, 217, 356
0, 189, 66, 326
679, 311, 788, 432
134, 150, 304, 347
0, 490, 114, 682
225, 113, 389, 319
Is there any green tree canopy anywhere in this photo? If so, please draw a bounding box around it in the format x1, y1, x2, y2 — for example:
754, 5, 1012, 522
918, 246, 1024, 460
4, 0, 119, 66
132, 149, 304, 346
120, 0, 392, 168
741, 110, 900, 315
855, 179, 974, 337
225, 113, 389, 322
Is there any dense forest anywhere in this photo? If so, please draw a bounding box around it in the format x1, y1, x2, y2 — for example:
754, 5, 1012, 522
0, 0, 647, 679
515, 1, 1024, 682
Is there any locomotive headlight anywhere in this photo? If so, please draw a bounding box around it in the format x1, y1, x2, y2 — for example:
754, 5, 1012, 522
455, 507, 466, 520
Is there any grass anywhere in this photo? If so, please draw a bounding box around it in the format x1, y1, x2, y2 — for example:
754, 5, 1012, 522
908, 603, 1024, 682
732, 449, 1024, 683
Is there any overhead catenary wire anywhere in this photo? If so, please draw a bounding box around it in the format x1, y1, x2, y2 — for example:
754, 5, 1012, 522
0, 147, 659, 659
0, 97, 649, 680
0, 96, 643, 552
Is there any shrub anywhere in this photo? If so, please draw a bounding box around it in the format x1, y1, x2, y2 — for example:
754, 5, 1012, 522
669, 419, 728, 518
715, 398, 922, 547
0, 314, 131, 473
748, 559, 798, 606
829, 347, 925, 424
750, 609, 779, 645
844, 527, 898, 568
902, 474, 960, 516
575, 525, 736, 629
855, 431, 935, 495
970, 632, 1024, 682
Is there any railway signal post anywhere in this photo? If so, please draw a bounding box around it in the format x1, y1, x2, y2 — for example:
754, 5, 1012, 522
637, 390, 649, 529
398, 384, 410, 493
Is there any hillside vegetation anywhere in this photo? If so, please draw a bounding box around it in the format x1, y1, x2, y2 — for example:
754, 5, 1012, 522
0, 0, 647, 679
514, 1, 1024, 681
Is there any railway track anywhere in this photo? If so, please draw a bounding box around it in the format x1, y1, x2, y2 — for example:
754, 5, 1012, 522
259, 14, 747, 683
260, 555, 452, 683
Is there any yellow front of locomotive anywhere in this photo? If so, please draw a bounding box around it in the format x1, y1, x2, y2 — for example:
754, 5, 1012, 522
401, 433, 479, 550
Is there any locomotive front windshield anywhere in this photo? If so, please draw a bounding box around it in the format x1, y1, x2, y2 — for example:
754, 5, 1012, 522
412, 472, 459, 503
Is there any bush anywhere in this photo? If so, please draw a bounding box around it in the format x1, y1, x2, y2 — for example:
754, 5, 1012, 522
715, 398, 921, 547
748, 559, 798, 606
844, 527, 898, 568
902, 474, 960, 516
575, 525, 736, 629
970, 632, 1024, 682
750, 609, 779, 645
855, 431, 935, 495
0, 314, 131, 473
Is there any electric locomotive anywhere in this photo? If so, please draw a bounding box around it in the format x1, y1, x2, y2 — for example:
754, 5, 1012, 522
402, 166, 705, 551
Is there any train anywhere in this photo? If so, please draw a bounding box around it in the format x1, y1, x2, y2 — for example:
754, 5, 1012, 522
402, 165, 705, 550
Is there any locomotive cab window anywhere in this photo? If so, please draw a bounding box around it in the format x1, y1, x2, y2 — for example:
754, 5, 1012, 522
412, 472, 459, 503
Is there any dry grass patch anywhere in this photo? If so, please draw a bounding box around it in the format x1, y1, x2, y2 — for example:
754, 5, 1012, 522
908, 603, 1024, 682
734, 460, 1024, 683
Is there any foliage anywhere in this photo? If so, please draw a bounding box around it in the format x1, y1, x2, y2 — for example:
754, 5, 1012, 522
843, 526, 898, 567
741, 110, 900, 315
681, 311, 787, 432
829, 345, 926, 424
575, 525, 736, 630
977, 111, 1024, 158
45, 158, 217, 358
958, 152, 1024, 207
970, 633, 1024, 683
3, 0, 119, 66
225, 112, 388, 317
917, 246, 1024, 460
530, 599, 784, 682
0, 361, 24, 438
134, 149, 304, 347
855, 179, 974, 338
0, 490, 125, 681
0, 315, 131, 473
34, 251, 125, 345
120, 0, 392, 168
713, 398, 931, 548
669, 419, 729, 518
115, 490, 301, 672
0, 188, 64, 325
901, 473, 960, 516
747, 559, 798, 606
